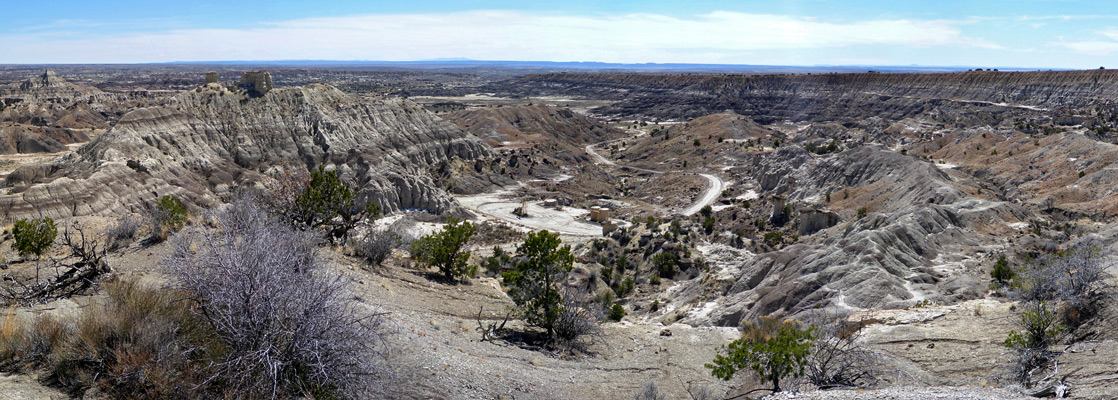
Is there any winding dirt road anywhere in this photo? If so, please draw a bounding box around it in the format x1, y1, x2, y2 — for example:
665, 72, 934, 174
585, 141, 724, 216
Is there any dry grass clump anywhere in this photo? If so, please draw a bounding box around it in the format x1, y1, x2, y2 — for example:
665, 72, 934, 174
1, 196, 388, 399
0, 279, 219, 399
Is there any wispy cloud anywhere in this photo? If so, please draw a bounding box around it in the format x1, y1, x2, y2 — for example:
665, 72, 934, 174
0, 11, 1000, 63
1055, 26, 1118, 55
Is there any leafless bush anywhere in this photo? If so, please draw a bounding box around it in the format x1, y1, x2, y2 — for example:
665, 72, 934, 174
553, 288, 604, 353
802, 311, 878, 389
634, 380, 665, 400
682, 381, 720, 400
1014, 247, 1111, 328
105, 214, 140, 250
387, 217, 420, 246
165, 198, 386, 398
354, 229, 400, 267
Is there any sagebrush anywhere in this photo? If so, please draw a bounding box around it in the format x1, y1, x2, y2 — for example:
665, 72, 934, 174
165, 196, 386, 398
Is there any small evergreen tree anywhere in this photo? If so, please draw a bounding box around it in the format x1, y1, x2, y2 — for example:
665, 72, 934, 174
275, 166, 378, 243
707, 317, 815, 393
12, 217, 57, 259
502, 230, 574, 339
410, 218, 476, 281
991, 254, 1014, 284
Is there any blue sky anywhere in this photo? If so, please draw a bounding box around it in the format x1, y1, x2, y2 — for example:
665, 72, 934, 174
3, 0, 1118, 68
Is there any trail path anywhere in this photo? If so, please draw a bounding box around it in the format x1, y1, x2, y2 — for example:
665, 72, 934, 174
585, 140, 724, 216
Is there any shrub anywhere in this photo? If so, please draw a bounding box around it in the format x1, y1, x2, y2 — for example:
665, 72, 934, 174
700, 205, 713, 217
803, 312, 877, 389
608, 304, 626, 321
165, 198, 385, 398
650, 300, 660, 312
600, 266, 613, 284
615, 255, 629, 271
1004, 302, 1062, 386
702, 216, 715, 234
105, 214, 140, 250
12, 217, 56, 259
763, 231, 784, 247
990, 254, 1014, 285
268, 167, 379, 243
483, 246, 512, 275
502, 230, 575, 339
0, 279, 218, 398
355, 229, 400, 267
649, 275, 662, 285
653, 251, 678, 278
149, 195, 187, 241
411, 218, 477, 281
1012, 247, 1110, 328
615, 276, 635, 296
634, 380, 664, 400
707, 317, 815, 393
856, 207, 867, 219
553, 288, 602, 350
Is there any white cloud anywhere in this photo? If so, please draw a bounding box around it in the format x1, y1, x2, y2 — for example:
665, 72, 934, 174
1055, 27, 1118, 56
0, 11, 1000, 63
1060, 40, 1118, 55
1100, 27, 1118, 41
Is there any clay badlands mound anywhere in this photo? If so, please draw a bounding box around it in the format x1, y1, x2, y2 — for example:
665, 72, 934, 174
2, 68, 1118, 399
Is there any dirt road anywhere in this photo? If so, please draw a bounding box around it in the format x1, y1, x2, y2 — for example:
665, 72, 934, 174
585, 140, 724, 216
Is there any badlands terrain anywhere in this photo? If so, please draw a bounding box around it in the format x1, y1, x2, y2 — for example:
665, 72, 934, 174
1, 65, 1118, 399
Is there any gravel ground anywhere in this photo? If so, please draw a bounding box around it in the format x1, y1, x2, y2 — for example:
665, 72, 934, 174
765, 386, 1030, 400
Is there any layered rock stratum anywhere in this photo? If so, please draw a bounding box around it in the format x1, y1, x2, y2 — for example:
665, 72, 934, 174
1, 82, 490, 221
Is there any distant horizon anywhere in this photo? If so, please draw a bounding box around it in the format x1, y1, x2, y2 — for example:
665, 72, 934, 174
5, 1, 1118, 68
0, 59, 1083, 72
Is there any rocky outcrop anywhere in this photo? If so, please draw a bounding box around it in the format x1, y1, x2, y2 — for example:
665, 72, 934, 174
447, 104, 621, 165
674, 145, 1034, 326
0, 124, 87, 154
489, 70, 1118, 122
1, 82, 491, 221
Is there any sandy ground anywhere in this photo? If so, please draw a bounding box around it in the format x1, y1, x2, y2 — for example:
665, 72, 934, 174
457, 190, 604, 238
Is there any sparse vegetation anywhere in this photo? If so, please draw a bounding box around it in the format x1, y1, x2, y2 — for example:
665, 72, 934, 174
1004, 302, 1062, 387
1011, 247, 1109, 328
267, 167, 379, 243
701, 216, 715, 234
105, 214, 140, 250
803, 312, 878, 389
